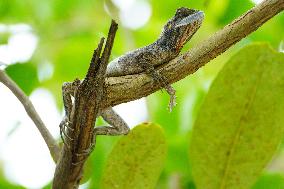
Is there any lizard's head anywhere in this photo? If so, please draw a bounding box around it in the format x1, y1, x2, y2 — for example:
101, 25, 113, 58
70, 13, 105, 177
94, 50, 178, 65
158, 7, 204, 52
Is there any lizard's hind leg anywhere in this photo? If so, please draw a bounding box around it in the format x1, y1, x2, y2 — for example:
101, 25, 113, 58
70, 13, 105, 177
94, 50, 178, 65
73, 108, 130, 165
94, 107, 130, 136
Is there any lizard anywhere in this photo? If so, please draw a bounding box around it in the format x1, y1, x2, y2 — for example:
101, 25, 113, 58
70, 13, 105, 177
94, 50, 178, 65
60, 7, 204, 159
107, 7, 204, 111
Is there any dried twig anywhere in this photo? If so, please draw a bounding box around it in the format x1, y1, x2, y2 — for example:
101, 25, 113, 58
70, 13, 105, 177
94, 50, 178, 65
52, 20, 118, 189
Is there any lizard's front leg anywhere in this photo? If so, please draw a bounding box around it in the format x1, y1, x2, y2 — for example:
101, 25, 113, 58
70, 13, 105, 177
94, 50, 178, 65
59, 79, 81, 146
138, 55, 176, 111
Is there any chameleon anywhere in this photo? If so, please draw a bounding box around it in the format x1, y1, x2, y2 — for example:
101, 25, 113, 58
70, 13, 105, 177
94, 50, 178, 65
60, 7, 204, 158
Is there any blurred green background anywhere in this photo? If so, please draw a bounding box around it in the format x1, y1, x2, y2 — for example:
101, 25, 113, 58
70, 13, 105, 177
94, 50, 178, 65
0, 0, 283, 188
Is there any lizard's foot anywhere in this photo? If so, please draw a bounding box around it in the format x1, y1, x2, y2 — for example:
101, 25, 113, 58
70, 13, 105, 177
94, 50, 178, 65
72, 137, 96, 166
151, 73, 176, 111
72, 148, 90, 165
72, 150, 91, 166
164, 85, 176, 112
59, 117, 74, 148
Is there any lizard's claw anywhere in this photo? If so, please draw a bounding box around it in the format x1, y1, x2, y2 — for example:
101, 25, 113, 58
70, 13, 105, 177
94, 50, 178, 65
149, 71, 177, 111
164, 85, 176, 112
59, 116, 74, 148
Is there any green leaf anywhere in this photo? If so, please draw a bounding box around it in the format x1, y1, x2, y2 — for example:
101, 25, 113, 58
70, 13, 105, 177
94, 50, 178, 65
5, 63, 39, 95
0, 169, 25, 189
101, 123, 167, 189
190, 43, 284, 189
88, 135, 120, 189
0, 182, 25, 189
218, 0, 253, 25
0, 32, 9, 44
252, 173, 284, 189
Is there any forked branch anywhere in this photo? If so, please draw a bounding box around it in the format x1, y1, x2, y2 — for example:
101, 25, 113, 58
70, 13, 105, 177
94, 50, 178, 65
52, 21, 118, 189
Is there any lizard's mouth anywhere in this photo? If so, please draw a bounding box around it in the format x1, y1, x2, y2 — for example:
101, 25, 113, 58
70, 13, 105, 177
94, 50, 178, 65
175, 9, 204, 50
175, 11, 204, 28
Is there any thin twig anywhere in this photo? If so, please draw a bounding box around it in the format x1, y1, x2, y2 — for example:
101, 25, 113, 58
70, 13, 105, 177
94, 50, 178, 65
0, 70, 60, 162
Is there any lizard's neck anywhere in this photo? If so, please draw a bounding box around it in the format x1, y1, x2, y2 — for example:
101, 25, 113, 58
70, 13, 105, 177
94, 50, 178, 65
154, 31, 182, 54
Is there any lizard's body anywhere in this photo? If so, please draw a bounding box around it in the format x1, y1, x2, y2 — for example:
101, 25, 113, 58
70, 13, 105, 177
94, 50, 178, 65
60, 7, 204, 160
106, 8, 204, 77
106, 44, 174, 76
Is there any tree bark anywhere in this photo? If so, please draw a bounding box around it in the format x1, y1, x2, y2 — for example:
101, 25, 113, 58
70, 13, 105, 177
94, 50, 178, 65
52, 21, 118, 189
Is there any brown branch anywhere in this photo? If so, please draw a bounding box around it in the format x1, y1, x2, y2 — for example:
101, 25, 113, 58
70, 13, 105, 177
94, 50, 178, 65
0, 70, 60, 162
102, 0, 284, 109
52, 20, 118, 189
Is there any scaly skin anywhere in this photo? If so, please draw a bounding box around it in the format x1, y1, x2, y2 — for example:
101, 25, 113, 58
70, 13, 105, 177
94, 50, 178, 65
106, 7, 204, 76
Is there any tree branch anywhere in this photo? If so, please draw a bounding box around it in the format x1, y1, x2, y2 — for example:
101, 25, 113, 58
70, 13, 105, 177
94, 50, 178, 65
0, 70, 60, 162
52, 20, 118, 189
102, 0, 284, 109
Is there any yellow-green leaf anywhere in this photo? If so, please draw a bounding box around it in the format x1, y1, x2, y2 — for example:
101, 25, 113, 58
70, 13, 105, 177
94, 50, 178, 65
101, 123, 167, 189
190, 43, 284, 189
